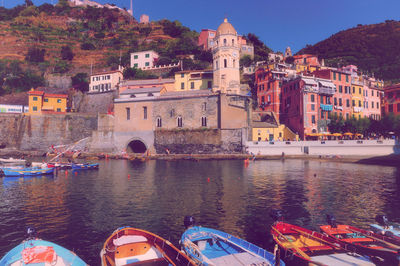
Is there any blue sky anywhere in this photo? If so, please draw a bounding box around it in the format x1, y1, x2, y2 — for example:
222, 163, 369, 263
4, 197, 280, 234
4, 0, 400, 53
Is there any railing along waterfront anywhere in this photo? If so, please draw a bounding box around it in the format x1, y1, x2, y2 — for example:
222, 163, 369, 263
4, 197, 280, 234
246, 139, 399, 156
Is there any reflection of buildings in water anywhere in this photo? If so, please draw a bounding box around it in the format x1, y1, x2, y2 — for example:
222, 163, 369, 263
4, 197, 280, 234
302, 162, 396, 227
89, 160, 158, 228
19, 176, 69, 234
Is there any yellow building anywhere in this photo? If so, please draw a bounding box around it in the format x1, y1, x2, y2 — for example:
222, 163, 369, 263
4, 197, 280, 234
251, 112, 298, 141
28, 89, 68, 114
351, 78, 364, 119
174, 70, 213, 91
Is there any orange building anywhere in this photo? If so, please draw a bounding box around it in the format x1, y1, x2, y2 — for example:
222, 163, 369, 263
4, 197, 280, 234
28, 89, 68, 114
313, 69, 352, 119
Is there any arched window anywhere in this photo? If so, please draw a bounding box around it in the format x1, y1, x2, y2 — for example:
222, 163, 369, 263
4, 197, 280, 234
224, 59, 227, 68
156, 117, 162, 128
215, 60, 219, 70
202, 102, 207, 111
223, 39, 227, 45
232, 39, 234, 46
170, 109, 175, 117
177, 116, 183, 127
233, 59, 235, 68
201, 116, 207, 127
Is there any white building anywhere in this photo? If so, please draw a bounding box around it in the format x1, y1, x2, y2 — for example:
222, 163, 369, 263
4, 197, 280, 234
89, 70, 123, 93
130, 50, 159, 70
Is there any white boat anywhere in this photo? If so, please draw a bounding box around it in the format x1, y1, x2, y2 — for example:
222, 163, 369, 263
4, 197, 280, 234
0, 157, 26, 164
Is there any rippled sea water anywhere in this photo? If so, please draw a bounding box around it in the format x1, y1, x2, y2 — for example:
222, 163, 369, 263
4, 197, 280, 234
0, 159, 399, 265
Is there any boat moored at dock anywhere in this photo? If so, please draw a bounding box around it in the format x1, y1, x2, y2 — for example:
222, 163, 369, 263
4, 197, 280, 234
0, 228, 87, 265
101, 226, 195, 266
181, 216, 284, 266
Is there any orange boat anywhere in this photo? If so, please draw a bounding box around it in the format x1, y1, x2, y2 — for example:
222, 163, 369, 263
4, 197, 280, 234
100, 226, 195, 266
320, 215, 400, 264
271, 222, 374, 265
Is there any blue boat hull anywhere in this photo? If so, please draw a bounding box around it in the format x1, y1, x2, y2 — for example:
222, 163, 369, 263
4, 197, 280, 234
72, 163, 99, 170
370, 223, 400, 239
181, 226, 284, 266
1, 167, 54, 177
0, 239, 87, 265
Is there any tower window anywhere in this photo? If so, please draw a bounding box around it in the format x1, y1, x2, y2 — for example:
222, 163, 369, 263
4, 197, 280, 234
224, 39, 227, 45
156, 117, 162, 127
177, 116, 183, 127
232, 39, 234, 46
201, 116, 207, 127
224, 59, 227, 68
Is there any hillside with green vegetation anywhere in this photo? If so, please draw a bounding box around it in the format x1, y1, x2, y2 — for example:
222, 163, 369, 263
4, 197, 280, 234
297, 20, 400, 82
0, 0, 273, 95
0, 0, 212, 94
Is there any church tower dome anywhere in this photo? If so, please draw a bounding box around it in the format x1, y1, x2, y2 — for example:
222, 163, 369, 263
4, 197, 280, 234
216, 18, 237, 36
212, 18, 240, 94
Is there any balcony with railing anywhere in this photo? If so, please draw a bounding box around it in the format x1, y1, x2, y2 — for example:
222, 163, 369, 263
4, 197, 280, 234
319, 87, 336, 95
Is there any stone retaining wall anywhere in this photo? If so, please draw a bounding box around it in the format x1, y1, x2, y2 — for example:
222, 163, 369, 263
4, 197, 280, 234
154, 128, 244, 154
0, 113, 97, 152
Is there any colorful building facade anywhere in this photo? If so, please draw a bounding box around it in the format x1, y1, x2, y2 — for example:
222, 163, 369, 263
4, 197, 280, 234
130, 50, 159, 69
28, 89, 68, 114
383, 83, 400, 116
174, 70, 213, 91
313, 68, 352, 119
281, 76, 335, 139
255, 67, 285, 121
89, 70, 123, 93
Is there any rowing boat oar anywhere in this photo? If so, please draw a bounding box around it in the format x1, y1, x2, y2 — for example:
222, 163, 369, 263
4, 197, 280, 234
271, 225, 326, 266
347, 227, 400, 250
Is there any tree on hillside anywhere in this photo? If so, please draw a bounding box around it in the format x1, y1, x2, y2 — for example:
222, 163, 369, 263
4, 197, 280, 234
245, 33, 271, 62
123, 67, 136, 79
123, 67, 157, 80
71, 73, 89, 92
240, 55, 252, 67
26, 47, 45, 63
61, 45, 74, 61
38, 3, 54, 14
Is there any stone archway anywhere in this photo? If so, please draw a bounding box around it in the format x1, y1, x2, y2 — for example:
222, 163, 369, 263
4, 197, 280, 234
127, 139, 147, 153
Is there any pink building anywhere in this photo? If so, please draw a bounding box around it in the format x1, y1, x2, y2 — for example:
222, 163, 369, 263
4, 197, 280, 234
313, 69, 352, 119
293, 54, 321, 67
281, 76, 335, 140
383, 84, 400, 116
198, 29, 217, 50
363, 85, 382, 120
255, 67, 286, 121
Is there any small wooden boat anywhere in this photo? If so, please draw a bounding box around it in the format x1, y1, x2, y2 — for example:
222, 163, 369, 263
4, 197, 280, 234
370, 215, 400, 240
320, 215, 400, 264
47, 162, 73, 169
0, 167, 54, 177
181, 216, 284, 266
100, 226, 195, 266
0, 228, 87, 265
71, 163, 99, 170
271, 222, 374, 265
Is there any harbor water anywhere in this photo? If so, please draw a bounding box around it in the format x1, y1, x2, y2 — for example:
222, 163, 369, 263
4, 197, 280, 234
0, 159, 399, 265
